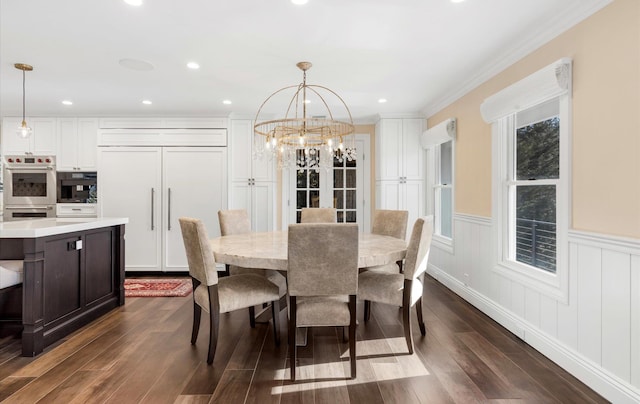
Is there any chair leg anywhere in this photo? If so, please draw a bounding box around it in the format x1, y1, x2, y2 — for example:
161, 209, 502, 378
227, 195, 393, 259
416, 296, 426, 336
190, 277, 202, 345
403, 280, 414, 354
289, 296, 297, 381
364, 300, 371, 322
349, 295, 357, 379
207, 285, 221, 365
271, 298, 281, 346
191, 302, 201, 345
208, 310, 220, 364
249, 306, 256, 328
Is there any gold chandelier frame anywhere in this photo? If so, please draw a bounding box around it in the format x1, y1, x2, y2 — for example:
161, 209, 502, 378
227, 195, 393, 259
253, 62, 356, 168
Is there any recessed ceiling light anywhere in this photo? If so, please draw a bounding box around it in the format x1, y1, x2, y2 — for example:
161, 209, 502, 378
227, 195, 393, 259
378, 98, 387, 103
187, 62, 200, 69
450, 0, 465, 3
124, 0, 143, 6
291, 0, 308, 5
62, 100, 73, 106
142, 100, 152, 105
222, 100, 232, 105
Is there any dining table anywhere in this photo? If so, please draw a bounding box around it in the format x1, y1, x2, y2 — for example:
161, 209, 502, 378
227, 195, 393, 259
209, 230, 408, 345
209, 230, 408, 272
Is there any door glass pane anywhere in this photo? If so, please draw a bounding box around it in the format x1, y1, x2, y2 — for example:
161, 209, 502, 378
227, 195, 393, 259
296, 171, 307, 188
309, 171, 320, 188
345, 169, 356, 188
334, 170, 343, 188
334, 190, 343, 209
346, 190, 356, 209
516, 185, 556, 273
296, 191, 307, 209
346, 211, 357, 222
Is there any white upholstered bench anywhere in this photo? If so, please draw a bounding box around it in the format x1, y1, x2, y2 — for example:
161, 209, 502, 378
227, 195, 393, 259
0, 260, 24, 289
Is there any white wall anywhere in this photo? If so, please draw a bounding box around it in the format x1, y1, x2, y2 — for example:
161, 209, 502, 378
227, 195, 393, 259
428, 214, 640, 404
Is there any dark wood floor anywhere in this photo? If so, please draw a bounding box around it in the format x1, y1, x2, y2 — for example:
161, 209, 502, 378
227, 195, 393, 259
0, 275, 607, 403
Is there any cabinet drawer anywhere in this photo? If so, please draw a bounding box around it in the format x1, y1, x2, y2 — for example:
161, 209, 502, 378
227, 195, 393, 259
56, 204, 98, 217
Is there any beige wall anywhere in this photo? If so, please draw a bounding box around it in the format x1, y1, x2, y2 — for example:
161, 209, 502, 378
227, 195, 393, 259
428, 0, 640, 239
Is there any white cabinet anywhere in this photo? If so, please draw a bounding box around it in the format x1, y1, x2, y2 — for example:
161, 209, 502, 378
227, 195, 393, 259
1, 117, 57, 155
228, 119, 276, 231
57, 118, 98, 171
98, 146, 227, 272
375, 118, 425, 237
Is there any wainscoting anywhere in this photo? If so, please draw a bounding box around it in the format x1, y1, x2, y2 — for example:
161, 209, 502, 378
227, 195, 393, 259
428, 214, 640, 404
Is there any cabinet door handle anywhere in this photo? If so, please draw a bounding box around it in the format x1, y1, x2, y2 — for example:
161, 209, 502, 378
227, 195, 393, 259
151, 188, 155, 231
167, 187, 172, 231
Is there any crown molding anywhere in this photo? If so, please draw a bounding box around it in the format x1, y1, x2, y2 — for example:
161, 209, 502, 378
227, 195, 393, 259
421, 0, 613, 118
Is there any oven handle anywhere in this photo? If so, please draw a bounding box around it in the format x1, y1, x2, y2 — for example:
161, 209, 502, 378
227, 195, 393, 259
5, 166, 55, 171
151, 188, 155, 231
5, 205, 54, 210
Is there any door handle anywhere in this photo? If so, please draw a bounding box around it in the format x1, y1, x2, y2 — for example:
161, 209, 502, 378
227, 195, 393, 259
151, 188, 155, 231
167, 187, 172, 231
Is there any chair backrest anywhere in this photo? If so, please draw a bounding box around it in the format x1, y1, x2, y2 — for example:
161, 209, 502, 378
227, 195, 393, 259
300, 207, 337, 223
179, 217, 218, 286
218, 209, 251, 236
403, 216, 434, 281
371, 209, 409, 240
288, 223, 358, 297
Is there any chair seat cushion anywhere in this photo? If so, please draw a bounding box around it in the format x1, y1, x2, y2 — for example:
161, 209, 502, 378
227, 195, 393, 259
296, 296, 351, 327
363, 262, 400, 274
194, 274, 279, 314
358, 271, 404, 307
229, 266, 287, 297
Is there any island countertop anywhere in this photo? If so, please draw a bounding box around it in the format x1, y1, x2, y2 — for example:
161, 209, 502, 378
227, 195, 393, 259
0, 217, 129, 238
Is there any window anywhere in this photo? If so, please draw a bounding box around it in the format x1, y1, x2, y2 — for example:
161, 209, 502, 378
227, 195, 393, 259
434, 140, 453, 239
511, 99, 559, 273
484, 58, 571, 301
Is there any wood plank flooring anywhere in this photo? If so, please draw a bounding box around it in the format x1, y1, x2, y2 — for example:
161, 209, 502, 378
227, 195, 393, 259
0, 275, 608, 403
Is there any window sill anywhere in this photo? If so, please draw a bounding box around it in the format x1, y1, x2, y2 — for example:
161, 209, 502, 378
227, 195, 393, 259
432, 234, 454, 255
492, 259, 568, 303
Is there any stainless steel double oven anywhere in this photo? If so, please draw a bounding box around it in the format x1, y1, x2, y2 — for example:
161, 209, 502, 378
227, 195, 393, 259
3, 155, 57, 221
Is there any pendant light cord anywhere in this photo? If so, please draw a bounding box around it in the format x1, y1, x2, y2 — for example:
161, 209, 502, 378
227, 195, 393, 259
22, 69, 26, 122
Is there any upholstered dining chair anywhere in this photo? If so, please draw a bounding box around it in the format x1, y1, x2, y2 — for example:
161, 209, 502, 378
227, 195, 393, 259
358, 216, 433, 354
179, 217, 281, 364
218, 209, 287, 326
300, 207, 337, 223
287, 223, 359, 380
366, 209, 409, 273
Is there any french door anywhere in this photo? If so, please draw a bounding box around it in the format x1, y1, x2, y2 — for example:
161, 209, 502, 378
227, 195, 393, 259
285, 135, 370, 231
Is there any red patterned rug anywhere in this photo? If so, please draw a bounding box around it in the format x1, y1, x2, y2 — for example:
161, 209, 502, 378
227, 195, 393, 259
124, 278, 192, 297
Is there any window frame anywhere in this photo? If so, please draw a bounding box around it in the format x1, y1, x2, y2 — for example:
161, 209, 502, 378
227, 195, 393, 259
492, 95, 570, 302
428, 139, 455, 253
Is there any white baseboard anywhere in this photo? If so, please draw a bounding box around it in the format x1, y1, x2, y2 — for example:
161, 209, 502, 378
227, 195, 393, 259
429, 263, 640, 404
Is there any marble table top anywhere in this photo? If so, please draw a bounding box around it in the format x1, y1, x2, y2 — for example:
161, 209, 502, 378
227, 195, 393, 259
210, 231, 407, 271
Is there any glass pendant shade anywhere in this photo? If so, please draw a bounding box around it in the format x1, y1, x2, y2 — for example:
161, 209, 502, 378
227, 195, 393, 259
17, 120, 32, 139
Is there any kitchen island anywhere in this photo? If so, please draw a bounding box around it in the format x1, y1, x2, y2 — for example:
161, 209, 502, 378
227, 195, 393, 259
0, 217, 127, 356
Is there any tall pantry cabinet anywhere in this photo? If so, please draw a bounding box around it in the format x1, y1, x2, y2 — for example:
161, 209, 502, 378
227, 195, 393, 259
228, 119, 276, 232
97, 122, 227, 272
375, 118, 425, 238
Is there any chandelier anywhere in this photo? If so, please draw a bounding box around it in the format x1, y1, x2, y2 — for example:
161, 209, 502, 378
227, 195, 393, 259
253, 62, 356, 171
14, 63, 34, 139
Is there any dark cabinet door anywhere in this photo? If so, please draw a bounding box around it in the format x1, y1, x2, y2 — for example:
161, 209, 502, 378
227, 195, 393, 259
85, 228, 115, 304
44, 236, 82, 324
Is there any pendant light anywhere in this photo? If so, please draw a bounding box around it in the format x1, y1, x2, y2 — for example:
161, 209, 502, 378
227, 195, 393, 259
14, 63, 34, 139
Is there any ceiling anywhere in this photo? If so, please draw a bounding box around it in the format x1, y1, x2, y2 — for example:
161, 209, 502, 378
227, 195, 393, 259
0, 0, 610, 123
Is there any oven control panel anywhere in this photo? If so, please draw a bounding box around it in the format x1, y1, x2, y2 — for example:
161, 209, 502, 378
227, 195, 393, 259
4, 155, 56, 167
